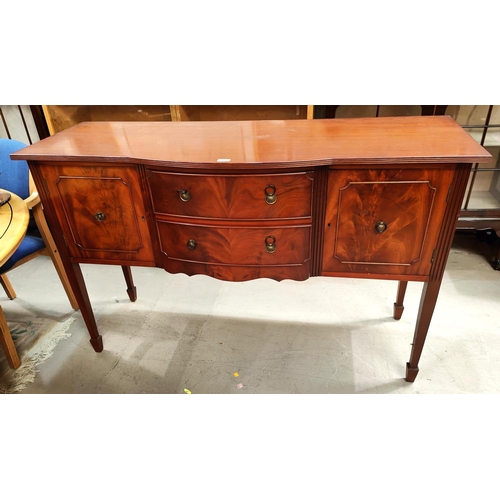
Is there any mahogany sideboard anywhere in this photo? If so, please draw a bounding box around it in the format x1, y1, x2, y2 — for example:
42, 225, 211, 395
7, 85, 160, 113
11, 117, 491, 383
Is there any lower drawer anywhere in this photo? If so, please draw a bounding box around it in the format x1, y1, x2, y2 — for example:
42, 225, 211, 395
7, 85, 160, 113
157, 221, 310, 266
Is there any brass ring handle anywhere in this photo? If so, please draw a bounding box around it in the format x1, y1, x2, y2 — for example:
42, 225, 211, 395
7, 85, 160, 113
187, 239, 197, 250
264, 184, 277, 205
265, 235, 276, 253
375, 221, 387, 233
94, 211, 106, 222
178, 190, 191, 202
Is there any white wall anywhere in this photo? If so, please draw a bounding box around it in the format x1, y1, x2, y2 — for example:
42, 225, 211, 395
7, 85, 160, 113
0, 105, 40, 144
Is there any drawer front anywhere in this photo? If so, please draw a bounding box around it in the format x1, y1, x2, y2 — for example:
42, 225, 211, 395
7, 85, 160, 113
147, 171, 313, 220
157, 221, 310, 266
37, 163, 155, 264
322, 167, 455, 276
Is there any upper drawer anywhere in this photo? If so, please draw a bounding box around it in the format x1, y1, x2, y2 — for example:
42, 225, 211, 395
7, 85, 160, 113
146, 171, 313, 220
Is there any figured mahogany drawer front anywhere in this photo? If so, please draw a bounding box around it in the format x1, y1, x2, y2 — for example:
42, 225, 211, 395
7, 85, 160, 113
157, 221, 310, 266
147, 171, 313, 220
322, 167, 455, 276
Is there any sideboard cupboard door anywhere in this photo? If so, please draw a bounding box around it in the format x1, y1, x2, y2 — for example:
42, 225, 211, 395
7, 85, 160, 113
37, 163, 155, 265
322, 166, 455, 277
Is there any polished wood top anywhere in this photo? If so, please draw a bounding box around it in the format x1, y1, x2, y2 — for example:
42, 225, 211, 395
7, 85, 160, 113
11, 116, 491, 167
0, 190, 29, 267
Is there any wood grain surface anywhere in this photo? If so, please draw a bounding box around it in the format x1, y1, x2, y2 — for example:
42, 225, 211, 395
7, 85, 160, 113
11, 117, 491, 167
36, 163, 155, 264
147, 171, 313, 220
157, 222, 310, 266
0, 190, 29, 267
322, 167, 455, 276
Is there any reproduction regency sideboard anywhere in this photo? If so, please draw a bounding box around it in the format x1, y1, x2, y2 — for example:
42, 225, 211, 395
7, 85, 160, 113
11, 116, 491, 382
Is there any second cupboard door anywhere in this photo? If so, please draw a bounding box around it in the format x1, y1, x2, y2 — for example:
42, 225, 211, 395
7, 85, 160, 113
322, 166, 455, 277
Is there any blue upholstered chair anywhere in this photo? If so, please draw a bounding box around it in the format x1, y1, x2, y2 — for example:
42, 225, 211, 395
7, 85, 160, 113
0, 138, 78, 309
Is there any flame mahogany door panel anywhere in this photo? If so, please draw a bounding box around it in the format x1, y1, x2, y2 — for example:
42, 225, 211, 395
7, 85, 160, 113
37, 162, 156, 265
322, 167, 455, 277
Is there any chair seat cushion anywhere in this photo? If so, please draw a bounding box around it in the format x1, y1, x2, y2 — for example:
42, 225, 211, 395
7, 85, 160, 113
0, 235, 45, 274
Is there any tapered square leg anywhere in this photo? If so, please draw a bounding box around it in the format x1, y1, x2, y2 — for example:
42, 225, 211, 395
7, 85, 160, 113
405, 280, 441, 382
405, 363, 419, 382
122, 266, 137, 302
90, 335, 103, 352
393, 281, 408, 320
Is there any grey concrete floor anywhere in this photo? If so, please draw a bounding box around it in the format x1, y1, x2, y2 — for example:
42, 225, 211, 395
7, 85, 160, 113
1, 232, 500, 394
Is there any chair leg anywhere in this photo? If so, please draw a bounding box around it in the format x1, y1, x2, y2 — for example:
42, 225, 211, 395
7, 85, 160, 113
32, 204, 79, 310
0, 305, 21, 369
122, 266, 137, 302
0, 274, 17, 299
